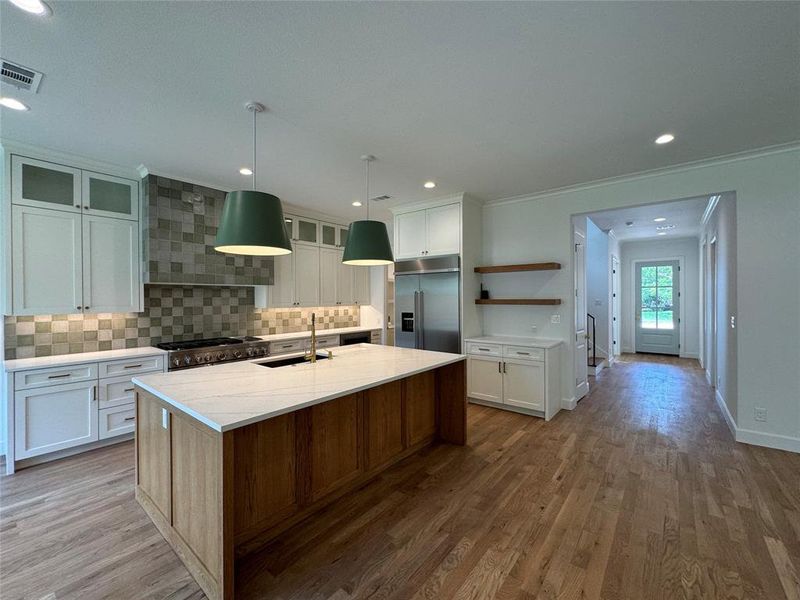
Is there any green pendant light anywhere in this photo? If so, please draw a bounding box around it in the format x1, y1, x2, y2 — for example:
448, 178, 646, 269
342, 155, 394, 266
215, 102, 292, 256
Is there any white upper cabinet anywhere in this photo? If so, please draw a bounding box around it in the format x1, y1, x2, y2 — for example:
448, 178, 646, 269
82, 215, 140, 313
6, 154, 142, 315
82, 171, 138, 220
336, 255, 354, 306
294, 243, 321, 306
11, 156, 82, 213
319, 247, 339, 305
353, 266, 370, 305
395, 210, 428, 259
394, 203, 460, 259
425, 204, 460, 257
12, 205, 83, 315
271, 248, 296, 308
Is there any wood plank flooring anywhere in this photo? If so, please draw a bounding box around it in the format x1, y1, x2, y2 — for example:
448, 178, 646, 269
2, 354, 800, 599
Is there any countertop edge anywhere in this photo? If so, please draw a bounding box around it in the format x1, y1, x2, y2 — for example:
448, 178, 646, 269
2, 347, 168, 372
464, 336, 564, 349
133, 352, 466, 433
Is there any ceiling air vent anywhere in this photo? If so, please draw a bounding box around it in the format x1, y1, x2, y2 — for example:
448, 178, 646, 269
370, 195, 391, 202
1, 59, 43, 93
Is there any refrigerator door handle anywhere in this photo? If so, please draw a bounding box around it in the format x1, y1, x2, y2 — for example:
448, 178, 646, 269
413, 290, 421, 349
418, 290, 425, 349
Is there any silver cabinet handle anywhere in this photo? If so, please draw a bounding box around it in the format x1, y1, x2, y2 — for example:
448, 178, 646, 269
124, 387, 135, 392
503, 362, 507, 373
516, 351, 530, 356
123, 364, 143, 369
478, 348, 491, 352
498, 361, 501, 373
48, 373, 71, 379
123, 416, 135, 422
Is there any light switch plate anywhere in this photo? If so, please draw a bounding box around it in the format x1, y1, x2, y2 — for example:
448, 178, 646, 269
754, 407, 767, 422
551, 314, 561, 324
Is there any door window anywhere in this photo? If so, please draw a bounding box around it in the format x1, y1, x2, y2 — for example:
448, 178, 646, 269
640, 264, 675, 329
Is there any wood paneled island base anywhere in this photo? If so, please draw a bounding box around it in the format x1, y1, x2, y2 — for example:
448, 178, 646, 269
134, 360, 466, 600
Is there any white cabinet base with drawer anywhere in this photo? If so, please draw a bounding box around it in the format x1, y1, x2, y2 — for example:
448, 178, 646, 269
465, 338, 561, 420
99, 404, 136, 439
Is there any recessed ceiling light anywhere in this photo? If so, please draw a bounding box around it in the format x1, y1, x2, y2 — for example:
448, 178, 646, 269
424, 181, 436, 189
0, 97, 30, 111
352, 201, 362, 207
657, 232, 667, 236
655, 133, 675, 145
239, 167, 253, 176
653, 217, 666, 222
9, 0, 51, 15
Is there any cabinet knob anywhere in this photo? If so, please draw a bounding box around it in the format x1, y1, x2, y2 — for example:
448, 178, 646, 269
75, 204, 80, 208
83, 205, 89, 210
77, 306, 81, 310
84, 306, 89, 310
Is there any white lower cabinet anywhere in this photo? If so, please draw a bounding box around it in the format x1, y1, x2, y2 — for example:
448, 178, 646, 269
14, 380, 98, 459
466, 357, 503, 403
502, 359, 545, 411
466, 338, 561, 420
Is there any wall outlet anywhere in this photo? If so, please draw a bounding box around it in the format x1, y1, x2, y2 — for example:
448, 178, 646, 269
530, 324, 537, 332
551, 314, 561, 324
754, 407, 767, 422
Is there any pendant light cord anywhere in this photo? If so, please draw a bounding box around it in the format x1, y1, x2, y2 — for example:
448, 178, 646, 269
252, 106, 257, 190
365, 158, 370, 221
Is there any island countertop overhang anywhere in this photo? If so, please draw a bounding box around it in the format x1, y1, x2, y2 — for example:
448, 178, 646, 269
132, 343, 466, 432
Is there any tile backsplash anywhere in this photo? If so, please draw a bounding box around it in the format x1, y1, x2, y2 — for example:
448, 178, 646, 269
143, 175, 275, 286
4, 286, 359, 360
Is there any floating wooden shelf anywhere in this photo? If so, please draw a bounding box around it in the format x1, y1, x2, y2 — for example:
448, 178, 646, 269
475, 298, 562, 306
474, 262, 561, 274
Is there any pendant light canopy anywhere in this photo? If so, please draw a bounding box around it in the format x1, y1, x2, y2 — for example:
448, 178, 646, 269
215, 102, 292, 256
342, 155, 394, 266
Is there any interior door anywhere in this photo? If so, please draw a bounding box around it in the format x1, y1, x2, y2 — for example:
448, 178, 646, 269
611, 255, 620, 358
419, 272, 460, 353
635, 260, 680, 355
574, 228, 588, 399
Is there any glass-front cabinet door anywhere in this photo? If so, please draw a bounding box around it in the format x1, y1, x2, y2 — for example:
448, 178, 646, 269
82, 171, 138, 220
338, 225, 349, 249
283, 215, 294, 242
320, 222, 338, 248
295, 216, 319, 244
11, 155, 82, 213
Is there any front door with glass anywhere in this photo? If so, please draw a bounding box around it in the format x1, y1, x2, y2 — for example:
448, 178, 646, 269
635, 260, 680, 355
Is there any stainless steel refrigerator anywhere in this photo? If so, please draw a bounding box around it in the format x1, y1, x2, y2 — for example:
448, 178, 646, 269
395, 255, 460, 353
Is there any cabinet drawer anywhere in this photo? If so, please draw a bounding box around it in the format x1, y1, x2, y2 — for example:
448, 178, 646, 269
370, 330, 381, 343
305, 336, 338, 350
98, 374, 145, 409
15, 363, 98, 391
99, 404, 136, 439
467, 342, 501, 357
503, 346, 544, 361
99, 355, 164, 378
271, 339, 305, 354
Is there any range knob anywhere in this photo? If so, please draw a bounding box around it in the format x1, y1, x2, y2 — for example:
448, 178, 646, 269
172, 357, 181, 367
233, 350, 242, 359
246, 347, 255, 357
184, 355, 193, 366
205, 353, 212, 362
216, 352, 224, 360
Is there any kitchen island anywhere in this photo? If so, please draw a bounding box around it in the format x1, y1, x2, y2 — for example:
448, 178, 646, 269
132, 344, 466, 600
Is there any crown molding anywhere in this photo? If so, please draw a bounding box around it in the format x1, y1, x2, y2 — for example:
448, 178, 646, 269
484, 141, 800, 209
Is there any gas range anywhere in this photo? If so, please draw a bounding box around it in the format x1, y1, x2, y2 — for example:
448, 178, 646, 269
157, 336, 270, 371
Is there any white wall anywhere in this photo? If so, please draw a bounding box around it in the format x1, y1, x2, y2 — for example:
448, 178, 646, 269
481, 145, 800, 450
620, 236, 700, 358
586, 219, 609, 357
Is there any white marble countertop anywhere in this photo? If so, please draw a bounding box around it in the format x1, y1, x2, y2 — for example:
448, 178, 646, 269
133, 344, 464, 433
2, 346, 167, 372
257, 325, 380, 343
465, 335, 563, 349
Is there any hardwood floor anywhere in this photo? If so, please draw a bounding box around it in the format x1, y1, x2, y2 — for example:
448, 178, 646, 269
3, 354, 800, 599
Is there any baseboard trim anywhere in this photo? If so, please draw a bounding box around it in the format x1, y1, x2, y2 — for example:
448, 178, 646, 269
705, 369, 712, 386
713, 389, 800, 453
561, 397, 577, 410
10, 434, 134, 472
715, 389, 737, 439
680, 351, 699, 359
736, 429, 800, 453
575, 381, 589, 401
468, 398, 545, 419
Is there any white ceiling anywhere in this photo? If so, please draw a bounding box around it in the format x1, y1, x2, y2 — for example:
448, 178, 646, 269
1, 1, 798, 221
587, 195, 709, 241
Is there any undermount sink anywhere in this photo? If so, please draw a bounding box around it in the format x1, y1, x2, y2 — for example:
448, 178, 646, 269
258, 355, 330, 368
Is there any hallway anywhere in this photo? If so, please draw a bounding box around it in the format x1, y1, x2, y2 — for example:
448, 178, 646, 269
2, 355, 799, 599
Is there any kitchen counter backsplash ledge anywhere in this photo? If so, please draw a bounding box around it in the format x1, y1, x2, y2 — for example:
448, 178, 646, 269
4, 285, 360, 360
